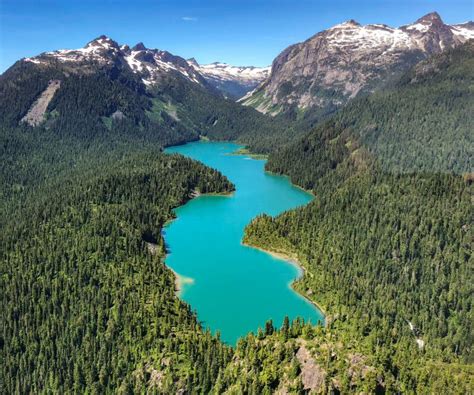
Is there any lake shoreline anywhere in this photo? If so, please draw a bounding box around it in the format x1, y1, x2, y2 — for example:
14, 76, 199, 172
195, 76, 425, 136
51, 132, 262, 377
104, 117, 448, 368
236, 145, 325, 322
242, 241, 327, 323
264, 169, 316, 197
167, 266, 195, 295
162, 189, 234, 227
191, 189, 235, 198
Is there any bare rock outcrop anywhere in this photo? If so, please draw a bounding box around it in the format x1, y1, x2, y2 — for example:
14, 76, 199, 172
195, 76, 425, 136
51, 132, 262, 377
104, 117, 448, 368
296, 344, 327, 392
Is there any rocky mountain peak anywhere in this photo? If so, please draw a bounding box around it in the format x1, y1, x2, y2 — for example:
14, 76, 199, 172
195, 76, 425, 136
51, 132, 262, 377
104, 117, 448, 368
132, 42, 147, 51
19, 35, 268, 99
21, 35, 208, 89
401, 12, 447, 35
187, 57, 199, 67
86, 35, 120, 50
328, 19, 361, 32
415, 12, 443, 25
342, 19, 360, 27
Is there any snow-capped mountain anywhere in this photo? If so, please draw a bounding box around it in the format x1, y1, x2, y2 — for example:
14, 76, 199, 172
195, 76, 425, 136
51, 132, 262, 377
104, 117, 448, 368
4, 34, 278, 147
242, 12, 474, 115
23, 37, 269, 99
187, 59, 270, 99
24, 35, 208, 88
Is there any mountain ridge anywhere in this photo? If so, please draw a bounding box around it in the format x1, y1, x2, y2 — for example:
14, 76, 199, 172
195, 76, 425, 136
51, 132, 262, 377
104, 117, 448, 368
242, 12, 474, 117
22, 35, 209, 88
1, 35, 292, 157
187, 59, 270, 99
19, 36, 269, 100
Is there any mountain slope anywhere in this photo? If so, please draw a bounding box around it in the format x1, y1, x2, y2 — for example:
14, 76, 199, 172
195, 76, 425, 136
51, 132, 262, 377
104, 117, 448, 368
269, 40, 474, 179
242, 12, 474, 119
1, 152, 235, 394
188, 59, 270, 99
0, 36, 287, 151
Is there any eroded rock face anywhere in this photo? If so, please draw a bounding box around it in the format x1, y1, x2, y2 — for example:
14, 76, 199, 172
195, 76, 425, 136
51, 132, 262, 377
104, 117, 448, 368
243, 12, 474, 115
21, 80, 61, 126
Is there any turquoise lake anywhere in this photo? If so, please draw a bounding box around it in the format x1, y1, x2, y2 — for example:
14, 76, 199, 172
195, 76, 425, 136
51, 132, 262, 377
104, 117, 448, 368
164, 141, 323, 345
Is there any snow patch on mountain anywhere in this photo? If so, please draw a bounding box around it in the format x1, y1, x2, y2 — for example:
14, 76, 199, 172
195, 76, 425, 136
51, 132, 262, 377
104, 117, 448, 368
194, 62, 270, 82
451, 23, 474, 40
188, 60, 270, 99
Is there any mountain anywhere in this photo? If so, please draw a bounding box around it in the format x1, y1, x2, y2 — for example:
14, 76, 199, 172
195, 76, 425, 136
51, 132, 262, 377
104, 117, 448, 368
22, 35, 208, 88
0, 35, 287, 151
242, 12, 474, 118
187, 59, 270, 99
267, 40, 474, 183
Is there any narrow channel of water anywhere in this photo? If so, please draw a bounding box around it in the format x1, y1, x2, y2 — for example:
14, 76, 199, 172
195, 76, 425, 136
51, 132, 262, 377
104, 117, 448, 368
164, 141, 323, 345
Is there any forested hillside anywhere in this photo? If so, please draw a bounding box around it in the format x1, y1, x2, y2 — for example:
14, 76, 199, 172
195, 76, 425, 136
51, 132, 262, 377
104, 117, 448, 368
0, 38, 302, 393
145, 72, 298, 152
242, 41, 474, 392
268, 40, 474, 177
1, 124, 398, 394
1, 153, 235, 393
0, 46, 294, 156
0, 52, 293, 220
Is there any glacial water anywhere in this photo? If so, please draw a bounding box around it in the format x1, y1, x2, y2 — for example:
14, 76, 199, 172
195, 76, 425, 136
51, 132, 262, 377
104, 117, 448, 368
164, 141, 323, 345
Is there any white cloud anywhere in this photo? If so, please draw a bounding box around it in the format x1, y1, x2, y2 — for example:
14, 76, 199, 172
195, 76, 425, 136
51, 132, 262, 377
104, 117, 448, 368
181, 16, 198, 22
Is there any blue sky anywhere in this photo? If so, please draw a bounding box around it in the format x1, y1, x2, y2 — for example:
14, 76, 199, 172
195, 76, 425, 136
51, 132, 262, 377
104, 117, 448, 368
1, 0, 472, 72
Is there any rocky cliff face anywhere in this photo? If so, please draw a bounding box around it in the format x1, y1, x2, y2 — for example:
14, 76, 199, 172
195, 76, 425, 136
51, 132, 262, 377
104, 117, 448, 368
242, 12, 473, 116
